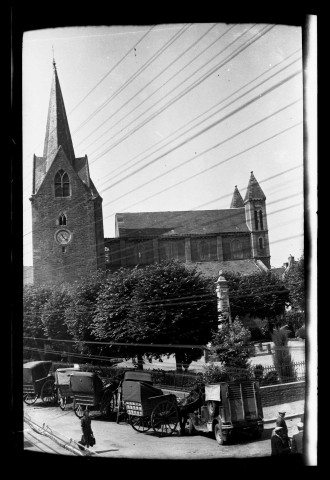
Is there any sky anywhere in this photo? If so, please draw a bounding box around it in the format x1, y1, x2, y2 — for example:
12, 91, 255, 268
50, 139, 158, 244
22, 22, 309, 268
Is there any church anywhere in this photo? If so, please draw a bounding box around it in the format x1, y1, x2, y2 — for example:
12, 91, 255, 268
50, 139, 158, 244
27, 63, 271, 285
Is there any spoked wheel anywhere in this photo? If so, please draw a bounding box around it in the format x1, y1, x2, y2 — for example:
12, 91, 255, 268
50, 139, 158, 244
151, 400, 179, 435
40, 379, 57, 405
214, 421, 228, 445
57, 390, 67, 410
23, 392, 38, 405
100, 391, 115, 419
130, 415, 151, 433
73, 401, 85, 418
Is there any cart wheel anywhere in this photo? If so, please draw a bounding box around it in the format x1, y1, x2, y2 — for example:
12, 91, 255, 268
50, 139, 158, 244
74, 402, 85, 418
130, 415, 151, 433
151, 400, 179, 435
23, 393, 38, 405
214, 421, 227, 445
40, 379, 57, 405
57, 390, 67, 410
100, 391, 115, 418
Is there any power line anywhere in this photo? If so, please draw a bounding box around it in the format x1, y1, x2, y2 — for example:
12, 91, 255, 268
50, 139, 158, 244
80, 23, 237, 153
96, 49, 302, 187
73, 23, 193, 138
89, 24, 272, 162
23, 115, 303, 245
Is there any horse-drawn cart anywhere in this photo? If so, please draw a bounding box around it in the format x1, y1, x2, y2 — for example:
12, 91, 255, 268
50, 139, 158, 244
121, 371, 180, 435
54, 365, 80, 410
23, 361, 57, 406
70, 371, 118, 419
187, 380, 264, 444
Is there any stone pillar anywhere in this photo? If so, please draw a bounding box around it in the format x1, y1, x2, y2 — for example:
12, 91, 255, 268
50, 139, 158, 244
185, 237, 192, 262
215, 270, 231, 327
153, 238, 159, 263
216, 235, 224, 261
120, 239, 126, 267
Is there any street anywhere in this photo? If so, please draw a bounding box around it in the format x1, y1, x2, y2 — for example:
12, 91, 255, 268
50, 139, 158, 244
23, 402, 303, 459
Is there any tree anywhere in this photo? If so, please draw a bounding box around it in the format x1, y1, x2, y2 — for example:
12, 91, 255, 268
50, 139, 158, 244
64, 270, 109, 360
272, 328, 296, 382
283, 253, 305, 312
208, 318, 253, 380
23, 284, 52, 360
283, 253, 305, 335
92, 261, 218, 371
223, 270, 290, 320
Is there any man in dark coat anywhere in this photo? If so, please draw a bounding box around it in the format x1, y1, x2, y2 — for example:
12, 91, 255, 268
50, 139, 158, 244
276, 411, 290, 448
271, 426, 291, 456
291, 421, 304, 455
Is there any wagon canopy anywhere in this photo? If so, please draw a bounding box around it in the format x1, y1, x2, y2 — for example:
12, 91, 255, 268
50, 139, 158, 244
122, 380, 163, 403
23, 361, 52, 384
55, 367, 80, 386
69, 371, 104, 395
123, 371, 153, 384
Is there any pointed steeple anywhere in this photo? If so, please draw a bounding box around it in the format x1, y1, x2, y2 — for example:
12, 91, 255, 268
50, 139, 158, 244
244, 171, 266, 203
230, 185, 244, 208
43, 60, 75, 167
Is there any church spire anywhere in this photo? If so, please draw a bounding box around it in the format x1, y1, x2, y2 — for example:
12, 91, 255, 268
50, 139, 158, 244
43, 60, 75, 167
230, 185, 244, 208
243, 171, 266, 203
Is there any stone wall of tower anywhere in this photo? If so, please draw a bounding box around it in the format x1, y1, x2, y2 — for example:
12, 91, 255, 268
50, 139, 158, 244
31, 149, 104, 285
244, 200, 271, 268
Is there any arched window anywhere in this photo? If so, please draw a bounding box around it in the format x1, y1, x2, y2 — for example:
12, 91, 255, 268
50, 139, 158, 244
231, 239, 243, 259
254, 210, 259, 230
259, 237, 264, 249
59, 213, 67, 225
55, 170, 71, 197
259, 210, 264, 230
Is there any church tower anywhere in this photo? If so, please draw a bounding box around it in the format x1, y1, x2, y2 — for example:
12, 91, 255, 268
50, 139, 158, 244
30, 60, 105, 285
243, 171, 271, 268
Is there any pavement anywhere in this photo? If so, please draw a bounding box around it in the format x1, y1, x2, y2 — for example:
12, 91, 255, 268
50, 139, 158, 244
23, 397, 305, 458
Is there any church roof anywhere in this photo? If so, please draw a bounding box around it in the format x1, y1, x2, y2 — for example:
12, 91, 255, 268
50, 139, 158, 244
115, 209, 249, 237
177, 259, 268, 277
43, 61, 75, 167
230, 186, 244, 208
243, 171, 266, 203
32, 62, 100, 198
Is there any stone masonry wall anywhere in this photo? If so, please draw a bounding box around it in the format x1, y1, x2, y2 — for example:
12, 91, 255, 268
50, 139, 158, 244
260, 381, 305, 407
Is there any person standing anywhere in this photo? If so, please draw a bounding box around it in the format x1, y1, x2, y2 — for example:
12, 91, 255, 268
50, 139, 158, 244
276, 411, 290, 448
80, 408, 94, 449
291, 421, 304, 455
271, 426, 291, 456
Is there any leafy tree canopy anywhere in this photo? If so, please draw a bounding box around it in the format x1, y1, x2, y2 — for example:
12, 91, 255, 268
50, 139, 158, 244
92, 261, 218, 370
283, 253, 305, 311
218, 270, 290, 320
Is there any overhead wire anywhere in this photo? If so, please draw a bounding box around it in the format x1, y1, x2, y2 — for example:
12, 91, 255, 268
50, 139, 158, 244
88, 24, 272, 162
23, 71, 303, 240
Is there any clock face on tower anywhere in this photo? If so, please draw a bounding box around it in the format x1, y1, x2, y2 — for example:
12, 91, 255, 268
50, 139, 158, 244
55, 229, 72, 245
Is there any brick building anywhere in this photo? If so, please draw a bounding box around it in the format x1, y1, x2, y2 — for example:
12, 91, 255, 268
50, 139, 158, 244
29, 61, 105, 284
28, 64, 271, 285
104, 172, 271, 277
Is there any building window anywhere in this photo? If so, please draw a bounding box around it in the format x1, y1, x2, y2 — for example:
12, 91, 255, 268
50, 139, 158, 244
254, 210, 259, 230
62, 246, 66, 253
259, 238, 264, 249
59, 213, 67, 225
259, 210, 264, 230
231, 239, 243, 259
55, 170, 71, 197
200, 240, 210, 261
